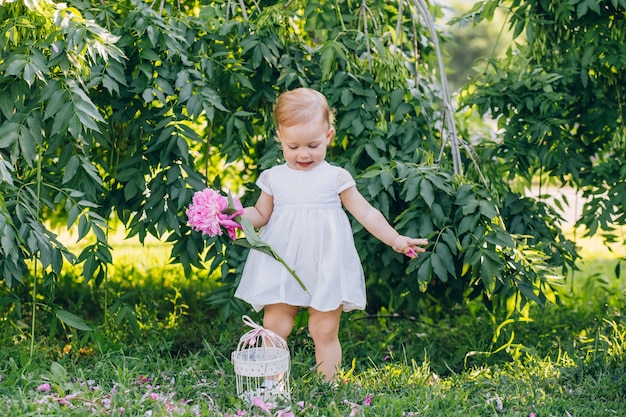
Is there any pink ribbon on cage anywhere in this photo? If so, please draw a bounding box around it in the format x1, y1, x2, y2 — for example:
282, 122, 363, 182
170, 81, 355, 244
240, 315, 270, 347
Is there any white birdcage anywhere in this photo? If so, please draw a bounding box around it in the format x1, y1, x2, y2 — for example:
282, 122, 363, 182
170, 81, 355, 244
231, 315, 291, 403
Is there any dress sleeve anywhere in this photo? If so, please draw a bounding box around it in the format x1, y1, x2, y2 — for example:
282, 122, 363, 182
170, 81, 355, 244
256, 169, 273, 195
337, 168, 356, 193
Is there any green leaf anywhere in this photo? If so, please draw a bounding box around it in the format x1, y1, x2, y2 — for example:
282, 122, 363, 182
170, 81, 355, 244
51, 102, 73, 134
351, 118, 364, 136
72, 88, 104, 123
390, 89, 403, 112
80, 156, 104, 186
68, 114, 81, 138
155, 77, 175, 96
55, 309, 92, 331
320, 44, 335, 81
0, 94, 14, 118
341, 89, 352, 107
488, 229, 515, 248
417, 256, 433, 291
0, 122, 20, 148
419, 179, 435, 208
431, 252, 448, 282
62, 155, 80, 184
480, 0, 499, 20
366, 177, 382, 198
96, 244, 112, 264
0, 155, 14, 186
25, 114, 43, 146
18, 124, 36, 166
5, 56, 26, 77
512, 17, 525, 39
478, 200, 498, 219
441, 228, 459, 255
359, 169, 383, 179
518, 282, 543, 306
44, 89, 67, 120
395, 103, 412, 120
77, 200, 99, 209
380, 171, 394, 190
67, 205, 80, 229
576, 0, 589, 18
83, 254, 95, 281
403, 175, 421, 202
480, 253, 499, 293
23, 62, 37, 87
364, 143, 379, 160
77, 214, 89, 240
435, 242, 455, 276
101, 74, 118, 95
455, 185, 475, 206
239, 217, 267, 248
142, 88, 154, 104
427, 172, 451, 193
461, 198, 479, 215
430, 202, 447, 227
50, 361, 68, 380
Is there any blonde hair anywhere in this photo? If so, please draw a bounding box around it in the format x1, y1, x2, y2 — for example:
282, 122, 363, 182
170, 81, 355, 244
273, 88, 335, 129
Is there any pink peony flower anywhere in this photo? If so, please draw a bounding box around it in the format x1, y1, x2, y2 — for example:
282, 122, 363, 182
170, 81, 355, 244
186, 188, 244, 239
218, 195, 244, 240
186, 189, 230, 237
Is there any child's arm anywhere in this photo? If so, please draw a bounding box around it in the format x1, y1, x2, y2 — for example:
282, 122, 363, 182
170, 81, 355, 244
341, 186, 427, 257
243, 191, 274, 228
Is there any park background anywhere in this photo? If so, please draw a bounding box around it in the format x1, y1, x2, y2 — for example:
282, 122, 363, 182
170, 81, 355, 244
1, 0, 625, 415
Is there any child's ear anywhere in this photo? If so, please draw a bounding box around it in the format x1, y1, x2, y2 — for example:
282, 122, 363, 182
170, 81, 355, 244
325, 127, 336, 143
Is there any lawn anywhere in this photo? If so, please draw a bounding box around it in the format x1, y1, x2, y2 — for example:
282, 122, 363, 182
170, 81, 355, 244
0, 230, 624, 416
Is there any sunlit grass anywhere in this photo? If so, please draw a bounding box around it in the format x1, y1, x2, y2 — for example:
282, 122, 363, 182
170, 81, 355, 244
59, 225, 176, 272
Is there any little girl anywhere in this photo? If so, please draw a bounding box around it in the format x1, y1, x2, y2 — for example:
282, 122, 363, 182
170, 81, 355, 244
235, 87, 428, 381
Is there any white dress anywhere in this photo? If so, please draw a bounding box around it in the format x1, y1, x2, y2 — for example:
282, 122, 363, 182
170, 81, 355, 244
234, 161, 366, 312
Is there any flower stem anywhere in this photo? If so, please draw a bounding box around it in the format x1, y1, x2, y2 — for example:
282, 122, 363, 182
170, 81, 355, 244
268, 248, 310, 295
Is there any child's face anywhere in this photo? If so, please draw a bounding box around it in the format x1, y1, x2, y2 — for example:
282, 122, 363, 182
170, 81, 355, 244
277, 120, 334, 171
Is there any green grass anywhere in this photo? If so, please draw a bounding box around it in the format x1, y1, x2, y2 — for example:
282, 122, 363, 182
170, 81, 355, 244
1, 235, 625, 416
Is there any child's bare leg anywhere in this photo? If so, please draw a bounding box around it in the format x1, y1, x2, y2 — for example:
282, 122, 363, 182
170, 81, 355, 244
262, 303, 299, 387
308, 306, 343, 381
263, 303, 299, 340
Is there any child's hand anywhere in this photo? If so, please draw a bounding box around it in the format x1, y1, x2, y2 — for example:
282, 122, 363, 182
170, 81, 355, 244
391, 235, 428, 258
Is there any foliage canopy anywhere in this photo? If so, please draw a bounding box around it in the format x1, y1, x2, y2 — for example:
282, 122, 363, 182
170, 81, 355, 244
460, 0, 626, 245
0, 0, 583, 324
